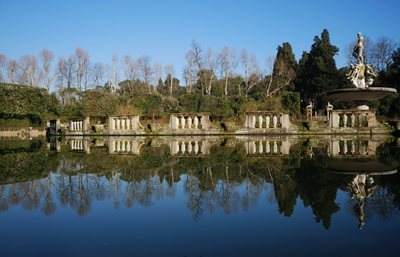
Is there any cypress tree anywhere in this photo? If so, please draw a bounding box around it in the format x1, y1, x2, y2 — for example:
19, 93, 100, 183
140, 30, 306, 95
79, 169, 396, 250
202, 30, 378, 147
295, 29, 339, 108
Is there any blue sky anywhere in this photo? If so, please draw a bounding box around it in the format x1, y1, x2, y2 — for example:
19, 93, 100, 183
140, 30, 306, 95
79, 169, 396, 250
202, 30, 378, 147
1, 0, 400, 84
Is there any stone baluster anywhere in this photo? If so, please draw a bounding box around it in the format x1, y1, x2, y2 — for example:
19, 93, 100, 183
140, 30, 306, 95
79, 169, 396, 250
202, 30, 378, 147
266, 115, 270, 128
258, 115, 263, 128
343, 114, 348, 127
350, 114, 355, 127
343, 140, 348, 154
194, 141, 199, 153
193, 116, 199, 129
273, 141, 278, 154
181, 141, 186, 153
266, 141, 270, 154
180, 116, 185, 129
258, 141, 264, 154
126, 118, 131, 130
120, 119, 125, 130
187, 117, 192, 129
188, 141, 193, 153
126, 141, 131, 153
272, 115, 277, 128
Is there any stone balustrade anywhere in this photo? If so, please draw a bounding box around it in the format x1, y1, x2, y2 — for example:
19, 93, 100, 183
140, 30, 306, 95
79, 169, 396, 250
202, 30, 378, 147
108, 116, 143, 134
108, 137, 144, 154
330, 110, 379, 128
329, 139, 375, 156
170, 140, 211, 155
245, 112, 291, 129
329, 139, 377, 156
68, 117, 90, 134
169, 113, 210, 130
245, 139, 291, 155
68, 138, 90, 153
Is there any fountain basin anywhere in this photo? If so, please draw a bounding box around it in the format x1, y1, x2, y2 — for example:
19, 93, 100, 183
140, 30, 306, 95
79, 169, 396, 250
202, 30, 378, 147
327, 87, 397, 102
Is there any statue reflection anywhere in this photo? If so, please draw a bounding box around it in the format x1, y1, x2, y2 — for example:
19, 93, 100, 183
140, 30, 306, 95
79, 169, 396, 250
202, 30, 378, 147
328, 136, 398, 228
347, 174, 376, 229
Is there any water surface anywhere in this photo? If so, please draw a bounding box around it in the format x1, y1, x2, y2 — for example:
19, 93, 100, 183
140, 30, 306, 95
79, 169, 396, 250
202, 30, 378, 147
1, 136, 399, 257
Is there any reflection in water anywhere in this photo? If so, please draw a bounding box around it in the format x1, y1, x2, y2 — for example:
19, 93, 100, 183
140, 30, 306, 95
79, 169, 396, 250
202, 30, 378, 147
348, 174, 376, 228
1, 136, 399, 230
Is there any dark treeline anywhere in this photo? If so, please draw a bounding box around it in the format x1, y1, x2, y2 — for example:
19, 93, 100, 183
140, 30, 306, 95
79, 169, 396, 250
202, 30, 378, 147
1, 29, 399, 122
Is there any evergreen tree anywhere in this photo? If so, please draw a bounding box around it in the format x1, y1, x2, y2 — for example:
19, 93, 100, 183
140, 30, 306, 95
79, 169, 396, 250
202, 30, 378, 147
270, 42, 297, 94
295, 29, 339, 108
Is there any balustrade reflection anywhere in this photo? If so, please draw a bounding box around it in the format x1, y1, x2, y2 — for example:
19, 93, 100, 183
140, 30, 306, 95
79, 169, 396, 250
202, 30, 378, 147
244, 139, 291, 155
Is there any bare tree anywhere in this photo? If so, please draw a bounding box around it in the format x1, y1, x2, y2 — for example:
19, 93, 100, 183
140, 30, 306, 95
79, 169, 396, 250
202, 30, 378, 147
91, 62, 105, 88
57, 56, 75, 89
371, 37, 398, 72
185, 40, 205, 94
218, 47, 237, 95
82, 60, 93, 91
153, 62, 163, 86
184, 52, 196, 92
137, 55, 153, 93
74, 48, 90, 94
122, 54, 137, 93
19, 55, 39, 86
7, 60, 18, 84
39, 49, 54, 91
240, 49, 260, 97
0, 54, 6, 82
204, 48, 216, 95
164, 64, 175, 95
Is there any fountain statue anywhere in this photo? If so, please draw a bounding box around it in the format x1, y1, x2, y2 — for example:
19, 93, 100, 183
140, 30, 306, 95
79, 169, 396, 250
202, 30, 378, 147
327, 32, 397, 110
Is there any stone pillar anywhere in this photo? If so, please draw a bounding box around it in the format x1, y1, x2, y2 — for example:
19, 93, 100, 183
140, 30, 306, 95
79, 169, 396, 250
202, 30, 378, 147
170, 116, 178, 130
331, 113, 339, 128
249, 115, 256, 128
272, 115, 277, 128
110, 118, 115, 131
281, 114, 289, 129
306, 107, 313, 120
249, 141, 256, 154
200, 116, 206, 130
170, 140, 178, 155
281, 140, 290, 155
332, 140, 340, 156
